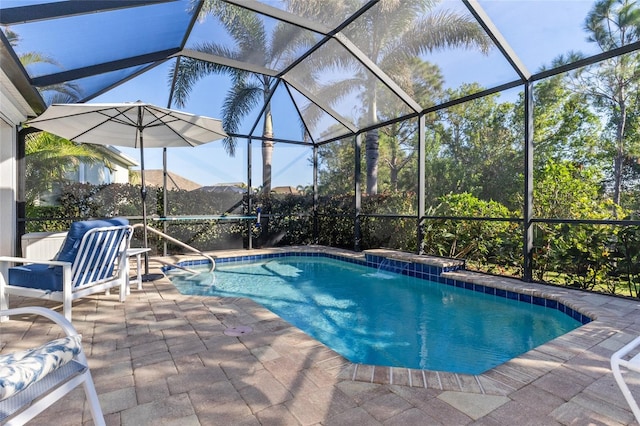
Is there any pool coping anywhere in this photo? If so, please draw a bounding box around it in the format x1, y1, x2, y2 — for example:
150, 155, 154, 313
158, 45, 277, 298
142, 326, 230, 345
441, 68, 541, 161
157, 245, 628, 396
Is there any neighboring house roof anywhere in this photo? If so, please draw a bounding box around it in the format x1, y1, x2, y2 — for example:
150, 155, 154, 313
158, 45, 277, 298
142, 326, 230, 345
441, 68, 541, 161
97, 145, 138, 168
271, 186, 301, 195
197, 183, 247, 194
133, 170, 201, 191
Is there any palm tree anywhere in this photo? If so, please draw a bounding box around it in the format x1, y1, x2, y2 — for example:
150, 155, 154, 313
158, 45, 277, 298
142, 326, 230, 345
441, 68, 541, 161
287, 0, 491, 194
4, 26, 55, 68
7, 26, 107, 204
5, 26, 83, 102
25, 132, 106, 204
172, 2, 311, 193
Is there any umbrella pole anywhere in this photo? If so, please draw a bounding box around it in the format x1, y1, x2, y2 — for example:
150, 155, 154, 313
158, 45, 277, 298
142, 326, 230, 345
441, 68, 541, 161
139, 125, 164, 282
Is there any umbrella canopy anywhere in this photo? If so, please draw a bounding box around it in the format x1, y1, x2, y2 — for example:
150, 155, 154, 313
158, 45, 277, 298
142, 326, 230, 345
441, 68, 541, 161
26, 101, 227, 148
26, 101, 227, 280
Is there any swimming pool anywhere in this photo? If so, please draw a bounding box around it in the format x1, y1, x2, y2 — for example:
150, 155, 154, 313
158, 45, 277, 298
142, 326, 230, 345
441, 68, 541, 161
166, 253, 587, 375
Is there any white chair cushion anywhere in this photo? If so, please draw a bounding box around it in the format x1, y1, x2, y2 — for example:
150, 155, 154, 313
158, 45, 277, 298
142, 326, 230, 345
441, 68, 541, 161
0, 335, 82, 400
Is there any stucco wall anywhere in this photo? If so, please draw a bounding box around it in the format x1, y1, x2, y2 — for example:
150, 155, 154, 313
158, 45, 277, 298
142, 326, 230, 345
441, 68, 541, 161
0, 70, 34, 256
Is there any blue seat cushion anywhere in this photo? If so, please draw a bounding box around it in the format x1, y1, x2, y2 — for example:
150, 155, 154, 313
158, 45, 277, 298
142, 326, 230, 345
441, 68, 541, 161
8, 218, 129, 292
56, 218, 128, 263
8, 264, 62, 292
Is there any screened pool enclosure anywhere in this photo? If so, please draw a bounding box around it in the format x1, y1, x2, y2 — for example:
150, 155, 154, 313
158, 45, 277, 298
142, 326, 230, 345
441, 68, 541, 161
3, 0, 640, 297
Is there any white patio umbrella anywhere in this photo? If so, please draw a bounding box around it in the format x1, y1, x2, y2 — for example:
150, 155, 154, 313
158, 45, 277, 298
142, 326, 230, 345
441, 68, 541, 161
26, 101, 227, 280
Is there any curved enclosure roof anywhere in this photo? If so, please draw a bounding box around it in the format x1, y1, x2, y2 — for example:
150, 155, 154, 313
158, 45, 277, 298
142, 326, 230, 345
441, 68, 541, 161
1, 0, 636, 145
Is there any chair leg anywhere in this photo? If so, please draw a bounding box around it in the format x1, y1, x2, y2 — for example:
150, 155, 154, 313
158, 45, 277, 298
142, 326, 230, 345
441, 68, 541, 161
82, 371, 106, 426
119, 277, 127, 302
0, 272, 8, 322
612, 359, 640, 423
62, 267, 73, 321
62, 298, 72, 322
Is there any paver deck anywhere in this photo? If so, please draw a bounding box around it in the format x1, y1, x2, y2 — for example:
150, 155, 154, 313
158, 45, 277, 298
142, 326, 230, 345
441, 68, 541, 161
3, 247, 640, 425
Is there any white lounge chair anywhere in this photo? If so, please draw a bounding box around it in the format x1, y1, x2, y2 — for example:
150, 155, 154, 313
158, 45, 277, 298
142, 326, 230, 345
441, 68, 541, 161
0, 218, 133, 321
0, 306, 105, 425
611, 335, 640, 423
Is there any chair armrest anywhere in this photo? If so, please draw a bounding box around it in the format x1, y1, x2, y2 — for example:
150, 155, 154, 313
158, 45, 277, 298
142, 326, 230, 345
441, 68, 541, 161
0, 307, 84, 403
0, 256, 71, 268
0, 307, 78, 337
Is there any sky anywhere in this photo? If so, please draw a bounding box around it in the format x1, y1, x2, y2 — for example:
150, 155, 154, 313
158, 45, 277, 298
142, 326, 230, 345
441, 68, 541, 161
16, 0, 599, 189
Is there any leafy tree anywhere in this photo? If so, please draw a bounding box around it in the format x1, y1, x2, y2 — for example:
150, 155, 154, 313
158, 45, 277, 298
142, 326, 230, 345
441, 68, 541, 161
318, 59, 445, 195
533, 160, 616, 219
422, 113, 455, 206
25, 131, 105, 205
174, 1, 311, 193
378, 59, 444, 192
585, 0, 640, 207
378, 122, 417, 192
618, 156, 640, 211
520, 75, 603, 170
317, 135, 358, 196
609, 223, 640, 297
529, 160, 623, 283
615, 100, 640, 211
420, 192, 517, 272
554, 0, 640, 208
432, 84, 521, 209
288, 0, 491, 195
360, 193, 419, 249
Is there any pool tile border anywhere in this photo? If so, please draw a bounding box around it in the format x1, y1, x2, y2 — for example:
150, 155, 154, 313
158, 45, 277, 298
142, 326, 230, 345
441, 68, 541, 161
163, 247, 592, 325
159, 245, 623, 394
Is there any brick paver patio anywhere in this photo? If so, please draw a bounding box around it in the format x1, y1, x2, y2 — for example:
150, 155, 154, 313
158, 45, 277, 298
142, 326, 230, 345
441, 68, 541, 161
3, 247, 640, 425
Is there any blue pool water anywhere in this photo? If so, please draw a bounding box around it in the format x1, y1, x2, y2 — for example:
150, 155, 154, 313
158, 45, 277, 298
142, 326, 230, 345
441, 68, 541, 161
167, 255, 583, 375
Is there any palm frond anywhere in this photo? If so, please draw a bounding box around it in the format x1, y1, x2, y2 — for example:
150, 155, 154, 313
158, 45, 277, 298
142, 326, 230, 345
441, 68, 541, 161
270, 22, 317, 69
299, 77, 363, 132
205, 1, 268, 64
3, 26, 19, 47
221, 82, 264, 154
19, 52, 59, 67
25, 131, 108, 194
400, 11, 492, 57
171, 53, 237, 107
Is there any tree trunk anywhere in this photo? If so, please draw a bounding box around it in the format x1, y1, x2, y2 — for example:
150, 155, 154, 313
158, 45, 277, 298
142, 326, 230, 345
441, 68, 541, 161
390, 164, 398, 192
262, 106, 273, 194
262, 140, 273, 193
258, 103, 274, 247
365, 77, 379, 195
365, 129, 379, 195
389, 132, 398, 192
613, 99, 626, 208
